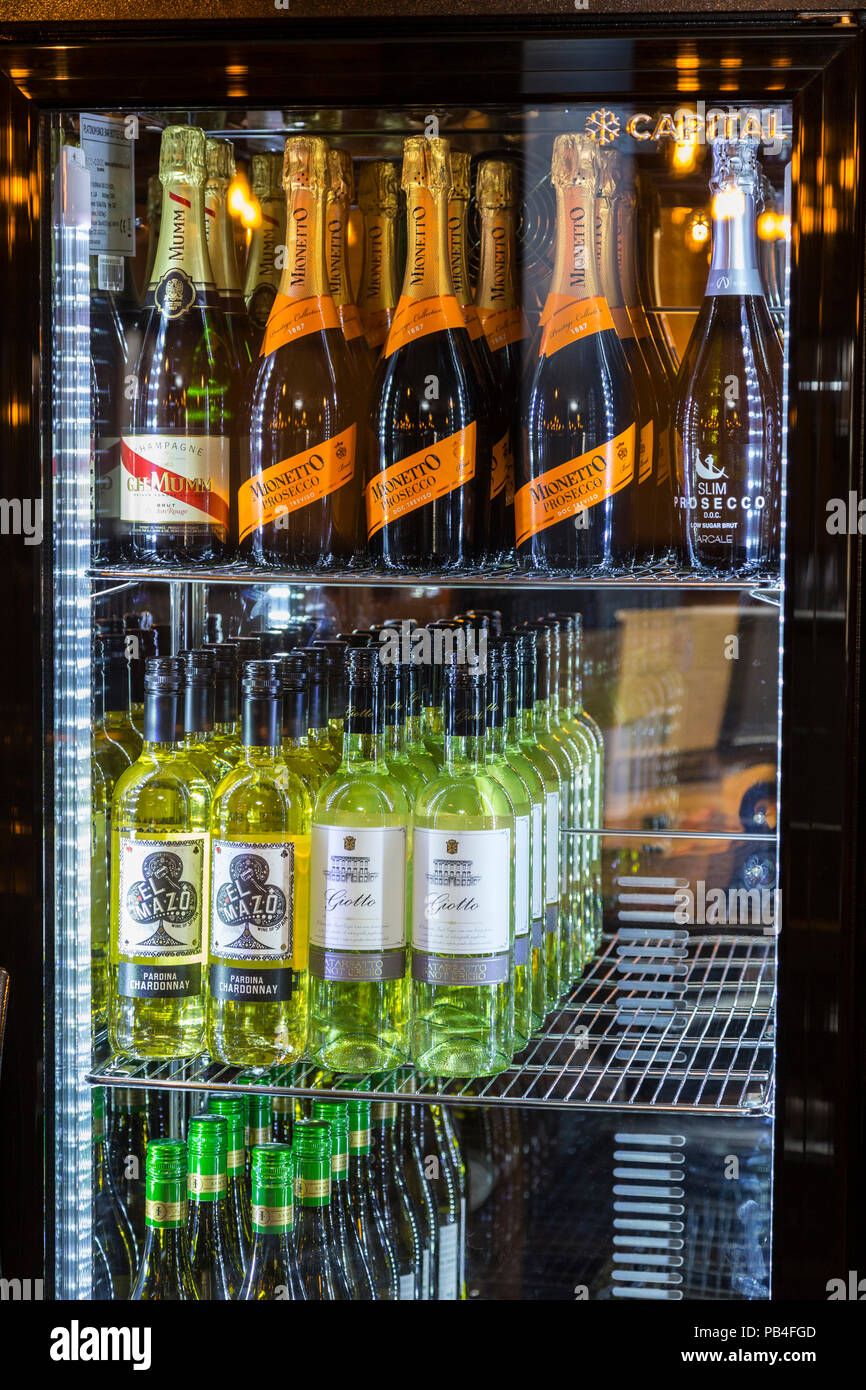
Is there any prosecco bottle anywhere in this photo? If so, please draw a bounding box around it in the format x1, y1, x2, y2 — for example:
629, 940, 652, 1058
205, 137, 255, 373
326, 148, 374, 392
357, 160, 400, 354
129, 1140, 198, 1301
519, 134, 636, 573
367, 136, 483, 573
122, 125, 234, 566
244, 152, 286, 343
674, 137, 782, 577
241, 136, 361, 570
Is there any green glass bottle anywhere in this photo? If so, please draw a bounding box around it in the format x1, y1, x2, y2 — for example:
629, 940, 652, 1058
108, 1088, 149, 1249
96, 632, 143, 764
551, 613, 600, 974
207, 1095, 251, 1271
93, 640, 133, 796
346, 1099, 399, 1300
381, 660, 426, 800
371, 1102, 424, 1299
308, 648, 411, 1072
403, 657, 440, 782
513, 632, 562, 1016
313, 639, 349, 760
397, 1104, 438, 1299
210, 643, 243, 768
130, 1139, 198, 1301
305, 648, 341, 777
277, 652, 328, 800
311, 1100, 376, 1300
418, 1104, 460, 1301
293, 1118, 348, 1300
483, 640, 532, 1050
182, 649, 233, 785
239, 1144, 305, 1300
571, 613, 605, 956
206, 660, 310, 1067
109, 657, 210, 1061
187, 1113, 243, 1300
412, 661, 515, 1077
92, 1086, 137, 1299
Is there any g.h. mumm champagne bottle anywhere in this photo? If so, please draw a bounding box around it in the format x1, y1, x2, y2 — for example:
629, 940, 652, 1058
326, 148, 374, 392
519, 134, 636, 573
205, 137, 255, 373
357, 161, 400, 354
241, 136, 361, 570
367, 136, 484, 573
674, 137, 782, 576
244, 152, 286, 345
122, 125, 234, 566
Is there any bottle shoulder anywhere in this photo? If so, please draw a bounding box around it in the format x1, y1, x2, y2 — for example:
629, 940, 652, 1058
314, 763, 412, 818
413, 767, 515, 821
112, 750, 213, 817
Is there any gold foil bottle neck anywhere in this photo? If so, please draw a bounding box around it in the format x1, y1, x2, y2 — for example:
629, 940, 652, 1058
283, 135, 330, 193
251, 151, 283, 201
358, 160, 398, 215
551, 133, 599, 191
401, 135, 451, 196
476, 158, 516, 211
449, 150, 471, 202
327, 147, 354, 205
206, 137, 236, 185
159, 124, 207, 184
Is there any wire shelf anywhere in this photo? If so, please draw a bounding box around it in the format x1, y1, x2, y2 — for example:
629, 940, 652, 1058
88, 935, 775, 1115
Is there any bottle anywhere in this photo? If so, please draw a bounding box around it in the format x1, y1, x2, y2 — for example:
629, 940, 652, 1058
122, 124, 233, 566
108, 1088, 149, 1249
206, 659, 310, 1066
357, 160, 400, 353
90, 252, 132, 564
141, 172, 163, 300
91, 754, 110, 1031
418, 1105, 460, 1301
305, 647, 341, 776
239, 1144, 305, 1300
207, 1095, 252, 1271
438, 1105, 468, 1299
205, 137, 255, 373
314, 639, 349, 754
398, 1105, 439, 1299
109, 657, 210, 1060
277, 652, 328, 798
210, 643, 243, 767
367, 136, 482, 573
92, 1086, 137, 1298
484, 639, 532, 1049
326, 148, 373, 392
244, 151, 286, 344
380, 658, 426, 800
571, 614, 605, 953
93, 637, 134, 792
97, 628, 142, 771
543, 618, 590, 985
247, 1092, 275, 1174
674, 137, 782, 577
272, 1094, 294, 1145
308, 647, 411, 1071
241, 136, 361, 570
411, 660, 515, 1077
513, 631, 562, 1020
311, 1100, 376, 1300
420, 649, 445, 768
187, 1113, 243, 1300
595, 147, 659, 564
130, 1139, 198, 1301
519, 134, 636, 573
371, 1102, 424, 1300
476, 159, 525, 560
124, 616, 159, 743
346, 1100, 399, 1299
182, 648, 233, 785
293, 1118, 349, 1299
636, 170, 680, 386
403, 656, 440, 781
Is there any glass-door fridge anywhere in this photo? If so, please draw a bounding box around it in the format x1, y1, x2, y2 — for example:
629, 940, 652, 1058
0, 4, 863, 1315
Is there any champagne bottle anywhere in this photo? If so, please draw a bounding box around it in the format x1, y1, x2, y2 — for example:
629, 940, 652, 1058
123, 125, 234, 566
476, 159, 524, 563
92, 1086, 137, 1298
519, 134, 636, 573
205, 137, 255, 373
636, 170, 680, 385
346, 1100, 399, 1300
674, 137, 782, 576
239, 1144, 305, 1300
411, 661, 515, 1077
277, 652, 329, 798
367, 136, 483, 573
182, 648, 233, 785
293, 1119, 349, 1299
357, 161, 400, 353
141, 173, 162, 304
109, 657, 210, 1060
130, 1139, 198, 1301
371, 1102, 424, 1299
187, 1113, 243, 1300
305, 647, 341, 776
311, 1100, 376, 1299
326, 148, 374, 392
242, 137, 361, 570
308, 647, 411, 1071
398, 1105, 439, 1299
244, 152, 286, 343
108, 1088, 148, 1249
206, 660, 310, 1067
207, 1095, 252, 1271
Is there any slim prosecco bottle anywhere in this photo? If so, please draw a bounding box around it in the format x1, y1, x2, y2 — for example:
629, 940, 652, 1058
411, 661, 515, 1077
129, 1140, 198, 1302
244, 152, 286, 344
308, 647, 411, 1071
206, 660, 310, 1067
357, 160, 400, 354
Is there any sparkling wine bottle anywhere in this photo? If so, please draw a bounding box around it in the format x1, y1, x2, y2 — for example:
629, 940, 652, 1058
205, 137, 255, 373
244, 152, 286, 345
357, 161, 400, 354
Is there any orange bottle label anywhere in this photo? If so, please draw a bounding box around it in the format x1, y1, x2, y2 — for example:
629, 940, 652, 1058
478, 305, 527, 353
339, 302, 366, 343
538, 294, 615, 359
384, 294, 466, 358
639, 420, 654, 484
490, 429, 512, 502
362, 307, 392, 350
238, 424, 357, 543
462, 303, 484, 342
366, 421, 476, 540
260, 293, 341, 357
514, 423, 635, 547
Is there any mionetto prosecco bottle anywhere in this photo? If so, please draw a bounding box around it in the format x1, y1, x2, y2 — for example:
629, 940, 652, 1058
674, 137, 782, 576
519, 133, 636, 573
206, 660, 310, 1067
122, 124, 234, 566
187, 1113, 243, 1301
130, 1139, 198, 1301
308, 647, 411, 1071
241, 136, 361, 570
205, 137, 255, 374
367, 136, 483, 573
239, 1144, 305, 1300
109, 657, 210, 1060
244, 152, 286, 344
326, 147, 373, 393
357, 160, 400, 353
411, 661, 515, 1077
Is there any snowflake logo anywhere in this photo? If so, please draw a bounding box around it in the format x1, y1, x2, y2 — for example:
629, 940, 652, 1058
585, 108, 621, 145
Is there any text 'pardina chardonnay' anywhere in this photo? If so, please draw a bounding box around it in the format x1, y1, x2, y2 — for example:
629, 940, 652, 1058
357, 161, 400, 353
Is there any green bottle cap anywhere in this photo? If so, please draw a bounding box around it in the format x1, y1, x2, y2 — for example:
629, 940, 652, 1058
248, 1093, 274, 1148
293, 1119, 332, 1206
347, 1099, 372, 1154
208, 1096, 246, 1177
145, 1139, 188, 1229
188, 1113, 228, 1202
251, 1144, 294, 1234
311, 1101, 350, 1178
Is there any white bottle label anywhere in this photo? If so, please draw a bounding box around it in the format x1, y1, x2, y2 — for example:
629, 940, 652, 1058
209, 840, 297, 1003
514, 813, 530, 941
530, 800, 543, 921
399, 1271, 416, 1300
120, 434, 230, 529
545, 791, 560, 904
412, 826, 511, 986
116, 834, 206, 998
438, 1221, 459, 1301
309, 824, 407, 982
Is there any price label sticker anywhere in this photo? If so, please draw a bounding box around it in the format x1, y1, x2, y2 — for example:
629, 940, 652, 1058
80, 112, 135, 256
